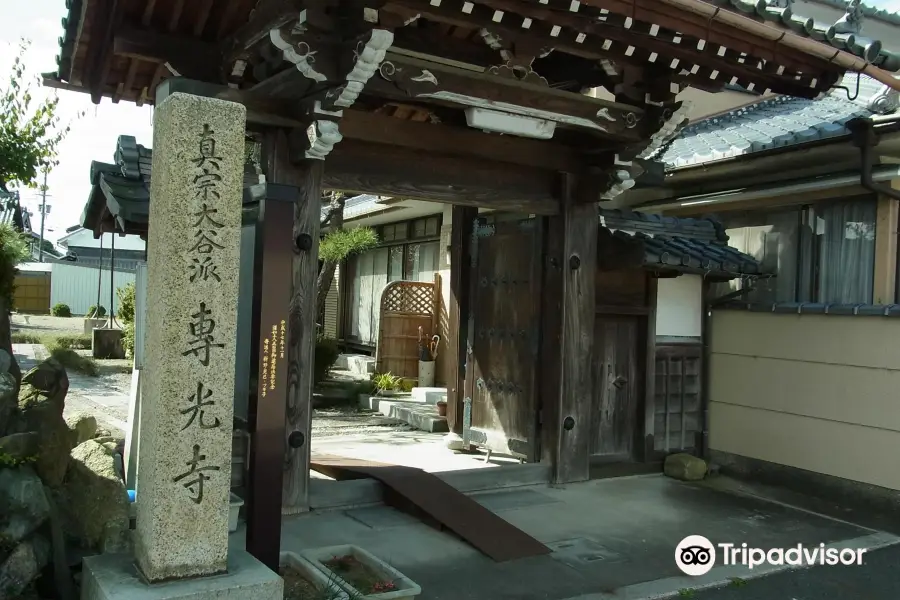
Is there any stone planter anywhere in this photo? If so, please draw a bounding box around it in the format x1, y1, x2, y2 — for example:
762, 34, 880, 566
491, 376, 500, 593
303, 545, 421, 600
280, 552, 349, 600
229, 493, 244, 533
417, 360, 435, 388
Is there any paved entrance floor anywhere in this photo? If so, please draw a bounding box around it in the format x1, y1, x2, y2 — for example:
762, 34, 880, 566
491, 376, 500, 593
311, 429, 522, 476
232, 474, 900, 600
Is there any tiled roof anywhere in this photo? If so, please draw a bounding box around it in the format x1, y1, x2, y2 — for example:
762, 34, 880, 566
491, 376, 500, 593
811, 0, 900, 26
713, 0, 900, 71
598, 209, 764, 280
659, 72, 899, 167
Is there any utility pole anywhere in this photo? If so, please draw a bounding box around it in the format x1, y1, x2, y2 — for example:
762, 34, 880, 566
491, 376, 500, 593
38, 170, 48, 262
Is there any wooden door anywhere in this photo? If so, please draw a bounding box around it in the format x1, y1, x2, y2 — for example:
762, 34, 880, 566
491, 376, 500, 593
591, 316, 640, 459
463, 216, 542, 461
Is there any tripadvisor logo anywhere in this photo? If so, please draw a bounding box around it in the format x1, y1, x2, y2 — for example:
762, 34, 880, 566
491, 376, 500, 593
675, 535, 868, 576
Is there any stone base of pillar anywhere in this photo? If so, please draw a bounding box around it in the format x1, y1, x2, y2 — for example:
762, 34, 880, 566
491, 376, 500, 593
81, 549, 282, 600
444, 432, 465, 451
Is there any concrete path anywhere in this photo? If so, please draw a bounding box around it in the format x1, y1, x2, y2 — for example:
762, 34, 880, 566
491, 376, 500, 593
232, 474, 900, 600
685, 544, 900, 600
13, 343, 131, 436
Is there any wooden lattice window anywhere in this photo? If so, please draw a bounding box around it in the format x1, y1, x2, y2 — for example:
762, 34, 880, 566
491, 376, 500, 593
654, 344, 702, 452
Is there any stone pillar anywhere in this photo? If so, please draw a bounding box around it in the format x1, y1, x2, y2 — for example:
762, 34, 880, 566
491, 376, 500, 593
133, 93, 245, 582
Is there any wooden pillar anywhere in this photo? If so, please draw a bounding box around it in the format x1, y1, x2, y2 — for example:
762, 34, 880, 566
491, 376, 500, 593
265, 130, 322, 515
446, 206, 476, 435
541, 174, 598, 484
641, 275, 659, 462
873, 186, 899, 304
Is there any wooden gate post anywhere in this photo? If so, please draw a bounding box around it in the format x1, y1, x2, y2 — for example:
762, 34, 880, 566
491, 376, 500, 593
264, 130, 322, 515
541, 174, 598, 484
446, 206, 477, 436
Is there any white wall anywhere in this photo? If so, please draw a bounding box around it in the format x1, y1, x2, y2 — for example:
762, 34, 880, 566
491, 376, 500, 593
59, 229, 147, 252
50, 262, 136, 316
655, 275, 703, 337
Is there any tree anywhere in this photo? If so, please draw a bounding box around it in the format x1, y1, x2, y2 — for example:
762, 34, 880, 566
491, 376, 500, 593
0, 39, 78, 386
316, 191, 378, 319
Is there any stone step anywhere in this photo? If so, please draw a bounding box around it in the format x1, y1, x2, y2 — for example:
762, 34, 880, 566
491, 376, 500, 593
411, 387, 447, 406
375, 399, 448, 433
335, 353, 377, 376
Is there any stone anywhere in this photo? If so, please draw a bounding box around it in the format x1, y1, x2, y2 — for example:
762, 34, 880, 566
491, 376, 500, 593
0, 349, 11, 374
64, 440, 130, 554
0, 535, 50, 600
92, 328, 126, 360
444, 432, 465, 451
0, 466, 49, 545
81, 550, 283, 600
664, 453, 708, 482
0, 372, 16, 438
132, 93, 246, 583
14, 360, 71, 487
65, 412, 98, 447
0, 433, 39, 464
83, 318, 107, 336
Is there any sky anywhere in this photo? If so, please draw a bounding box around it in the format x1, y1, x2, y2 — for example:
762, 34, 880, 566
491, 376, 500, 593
3, 0, 900, 242
0, 1, 153, 243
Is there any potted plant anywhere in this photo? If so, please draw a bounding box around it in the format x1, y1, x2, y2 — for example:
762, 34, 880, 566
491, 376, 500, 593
372, 372, 403, 397
303, 545, 421, 600
436, 396, 448, 417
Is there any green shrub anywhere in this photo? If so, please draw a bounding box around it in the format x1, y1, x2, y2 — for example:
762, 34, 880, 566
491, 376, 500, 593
319, 227, 379, 263
48, 347, 98, 377
43, 334, 91, 351
122, 322, 135, 358
117, 282, 135, 323
10, 333, 41, 344
371, 372, 402, 393
314, 337, 341, 385
86, 304, 106, 318
0, 223, 30, 308
50, 303, 72, 317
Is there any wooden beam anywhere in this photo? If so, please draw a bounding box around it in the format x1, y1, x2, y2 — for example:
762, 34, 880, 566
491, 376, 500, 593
547, 173, 598, 484
269, 131, 323, 515
387, 0, 823, 98
446, 206, 477, 436
113, 27, 223, 81
340, 109, 587, 172
369, 54, 646, 141
641, 275, 658, 462
84, 0, 118, 104
222, 0, 307, 61
320, 140, 561, 214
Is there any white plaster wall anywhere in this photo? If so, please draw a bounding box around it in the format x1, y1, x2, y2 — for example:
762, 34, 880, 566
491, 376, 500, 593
655, 275, 703, 338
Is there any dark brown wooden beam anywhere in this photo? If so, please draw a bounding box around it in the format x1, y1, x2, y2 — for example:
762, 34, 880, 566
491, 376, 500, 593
268, 131, 322, 515
84, 0, 119, 104
545, 173, 598, 484
221, 0, 307, 61
446, 206, 477, 437
113, 27, 223, 81
340, 109, 587, 172
368, 54, 646, 141
319, 140, 561, 214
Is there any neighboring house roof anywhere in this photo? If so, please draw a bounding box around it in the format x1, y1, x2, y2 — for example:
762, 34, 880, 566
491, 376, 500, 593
659, 72, 899, 167
714, 0, 900, 71
58, 227, 146, 251
0, 195, 32, 233
320, 194, 388, 222
598, 209, 764, 281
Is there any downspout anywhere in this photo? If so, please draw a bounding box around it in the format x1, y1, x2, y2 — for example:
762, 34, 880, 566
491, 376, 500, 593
847, 117, 900, 200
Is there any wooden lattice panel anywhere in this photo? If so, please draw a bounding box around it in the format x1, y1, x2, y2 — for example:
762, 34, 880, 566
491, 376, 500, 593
381, 282, 434, 316
376, 279, 441, 380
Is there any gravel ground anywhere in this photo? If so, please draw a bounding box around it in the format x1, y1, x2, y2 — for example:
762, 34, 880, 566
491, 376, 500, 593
311, 406, 413, 438
11, 313, 87, 335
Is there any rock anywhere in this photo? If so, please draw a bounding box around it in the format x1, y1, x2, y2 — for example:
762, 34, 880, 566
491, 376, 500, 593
664, 453, 708, 482
0, 535, 50, 600
0, 433, 39, 464
65, 413, 97, 447
13, 360, 70, 487
0, 350, 11, 375
64, 440, 130, 554
0, 467, 49, 546
0, 373, 16, 438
